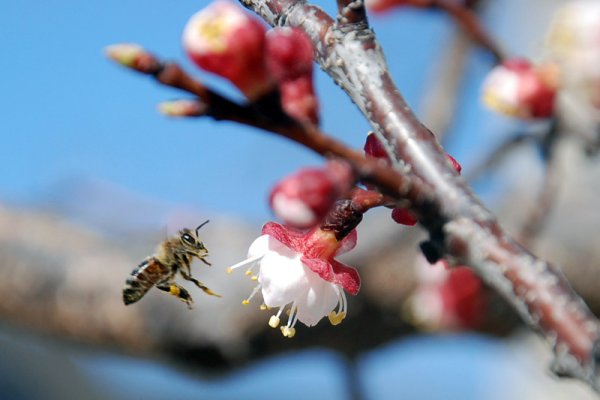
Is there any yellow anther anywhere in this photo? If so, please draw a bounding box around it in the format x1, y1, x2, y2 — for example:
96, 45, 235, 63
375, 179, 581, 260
268, 315, 280, 328
328, 311, 346, 326
242, 299, 250, 305
251, 275, 258, 281
280, 326, 296, 338
259, 304, 268, 310
245, 270, 253, 276
226, 267, 233, 275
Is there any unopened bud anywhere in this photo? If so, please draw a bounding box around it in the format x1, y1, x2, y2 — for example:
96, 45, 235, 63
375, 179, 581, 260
182, 1, 274, 100
391, 207, 417, 226
105, 43, 160, 74
364, 132, 391, 163
482, 58, 557, 119
270, 160, 354, 229
158, 99, 207, 117
446, 154, 462, 174
266, 28, 319, 124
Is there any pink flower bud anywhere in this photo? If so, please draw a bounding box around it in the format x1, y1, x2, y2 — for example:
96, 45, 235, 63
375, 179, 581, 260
266, 28, 319, 124
446, 154, 462, 174
269, 160, 354, 229
482, 58, 557, 119
364, 132, 391, 163
182, 1, 274, 100
391, 207, 417, 226
408, 257, 487, 331
266, 28, 313, 80
364, 133, 461, 226
440, 267, 486, 330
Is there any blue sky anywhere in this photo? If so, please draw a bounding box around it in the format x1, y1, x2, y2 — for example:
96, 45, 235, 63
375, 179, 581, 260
0, 0, 464, 224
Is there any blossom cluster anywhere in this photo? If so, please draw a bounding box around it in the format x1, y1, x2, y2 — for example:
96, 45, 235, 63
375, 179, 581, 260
482, 1, 600, 121
108, 1, 479, 338
182, 1, 319, 124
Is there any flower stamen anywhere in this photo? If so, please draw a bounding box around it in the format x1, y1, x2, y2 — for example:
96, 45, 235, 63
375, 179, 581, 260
280, 303, 299, 338
328, 287, 348, 326
242, 283, 262, 305
227, 254, 264, 274
269, 307, 285, 328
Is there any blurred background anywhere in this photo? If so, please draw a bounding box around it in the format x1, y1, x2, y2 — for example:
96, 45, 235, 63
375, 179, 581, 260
2, 0, 600, 398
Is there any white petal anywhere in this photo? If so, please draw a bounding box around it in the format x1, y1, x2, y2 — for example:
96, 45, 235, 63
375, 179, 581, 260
258, 250, 309, 308
295, 265, 339, 327
247, 235, 271, 258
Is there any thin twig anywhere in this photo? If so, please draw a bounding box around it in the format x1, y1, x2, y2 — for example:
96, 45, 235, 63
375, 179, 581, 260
430, 0, 504, 63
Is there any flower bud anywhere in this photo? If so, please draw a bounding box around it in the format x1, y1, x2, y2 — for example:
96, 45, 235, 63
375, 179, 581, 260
364, 132, 391, 163
406, 257, 487, 331
182, 1, 274, 100
481, 58, 557, 119
364, 132, 461, 226
446, 154, 462, 174
158, 99, 207, 117
546, 2, 600, 111
266, 27, 319, 124
105, 43, 160, 74
269, 160, 354, 229
391, 207, 417, 226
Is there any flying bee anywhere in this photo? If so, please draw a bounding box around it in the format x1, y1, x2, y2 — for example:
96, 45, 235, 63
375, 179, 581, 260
123, 220, 220, 309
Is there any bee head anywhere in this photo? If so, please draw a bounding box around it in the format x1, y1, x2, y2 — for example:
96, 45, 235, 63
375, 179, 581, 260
179, 220, 209, 256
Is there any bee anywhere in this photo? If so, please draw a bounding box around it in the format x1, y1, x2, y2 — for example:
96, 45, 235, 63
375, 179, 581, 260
123, 220, 220, 309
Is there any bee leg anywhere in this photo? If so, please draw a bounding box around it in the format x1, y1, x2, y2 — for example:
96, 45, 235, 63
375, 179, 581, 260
157, 283, 194, 309
200, 258, 212, 266
180, 270, 221, 298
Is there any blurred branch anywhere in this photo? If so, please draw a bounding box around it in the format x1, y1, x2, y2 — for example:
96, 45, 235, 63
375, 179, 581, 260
399, 0, 504, 62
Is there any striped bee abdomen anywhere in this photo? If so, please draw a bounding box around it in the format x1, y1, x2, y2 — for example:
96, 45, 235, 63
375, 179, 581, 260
123, 257, 172, 305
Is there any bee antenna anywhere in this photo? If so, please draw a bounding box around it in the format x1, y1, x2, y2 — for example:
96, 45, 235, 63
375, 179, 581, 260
196, 220, 210, 235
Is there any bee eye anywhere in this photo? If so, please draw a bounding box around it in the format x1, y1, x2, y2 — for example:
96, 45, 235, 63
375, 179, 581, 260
182, 233, 195, 245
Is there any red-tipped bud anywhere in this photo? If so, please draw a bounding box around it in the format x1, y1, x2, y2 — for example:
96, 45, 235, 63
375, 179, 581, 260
269, 160, 354, 229
182, 1, 274, 100
105, 44, 160, 74
482, 58, 557, 119
364, 132, 391, 163
407, 257, 487, 331
266, 28, 319, 124
158, 99, 207, 117
440, 267, 487, 330
446, 154, 462, 174
266, 28, 314, 80
391, 207, 417, 226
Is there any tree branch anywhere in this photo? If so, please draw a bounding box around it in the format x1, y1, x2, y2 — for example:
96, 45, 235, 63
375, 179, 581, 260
238, 0, 600, 390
